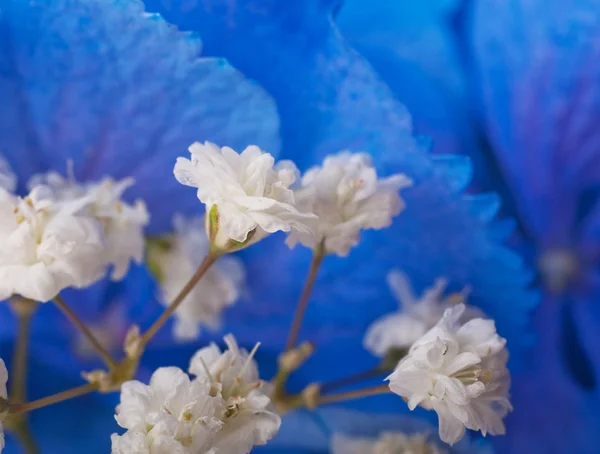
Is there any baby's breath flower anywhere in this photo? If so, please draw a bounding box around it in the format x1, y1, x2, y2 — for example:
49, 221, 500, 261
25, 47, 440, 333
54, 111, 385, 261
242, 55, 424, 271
111, 367, 223, 454
29, 171, 149, 281
151, 215, 245, 341
286, 152, 412, 256
173, 141, 315, 253
189, 334, 281, 454
0, 186, 105, 302
387, 304, 512, 445
364, 270, 479, 358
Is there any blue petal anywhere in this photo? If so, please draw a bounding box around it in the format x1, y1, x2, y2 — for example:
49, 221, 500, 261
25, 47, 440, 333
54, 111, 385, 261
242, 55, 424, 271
0, 0, 280, 232
494, 297, 600, 454
469, 0, 600, 244
141, 0, 537, 373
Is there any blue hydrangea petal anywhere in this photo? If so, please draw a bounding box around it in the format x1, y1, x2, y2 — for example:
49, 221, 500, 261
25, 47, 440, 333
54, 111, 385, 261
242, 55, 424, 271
494, 297, 600, 454
142, 0, 537, 371
469, 0, 600, 244
0, 0, 280, 232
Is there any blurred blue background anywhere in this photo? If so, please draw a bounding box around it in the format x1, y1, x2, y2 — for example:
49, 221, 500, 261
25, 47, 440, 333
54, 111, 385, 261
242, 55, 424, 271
0, 0, 599, 452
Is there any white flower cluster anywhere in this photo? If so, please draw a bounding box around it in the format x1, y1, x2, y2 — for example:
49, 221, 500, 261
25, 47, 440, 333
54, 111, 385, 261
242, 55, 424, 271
286, 152, 412, 256
154, 215, 245, 341
112, 335, 280, 454
331, 431, 447, 454
0, 170, 148, 302
174, 142, 315, 251
387, 304, 512, 445
364, 270, 479, 358
174, 143, 411, 256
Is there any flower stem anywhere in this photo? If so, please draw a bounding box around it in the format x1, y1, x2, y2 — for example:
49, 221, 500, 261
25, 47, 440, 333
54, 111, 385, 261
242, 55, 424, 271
9, 298, 37, 404
11, 383, 98, 414
285, 245, 325, 352
12, 417, 40, 454
317, 384, 391, 405
53, 295, 116, 369
319, 366, 388, 394
140, 253, 217, 347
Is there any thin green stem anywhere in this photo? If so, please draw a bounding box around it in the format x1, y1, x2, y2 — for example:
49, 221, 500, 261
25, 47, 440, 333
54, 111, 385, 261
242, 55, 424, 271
319, 365, 387, 394
53, 295, 116, 369
12, 417, 40, 454
317, 384, 391, 406
140, 253, 217, 347
11, 383, 98, 414
285, 245, 325, 352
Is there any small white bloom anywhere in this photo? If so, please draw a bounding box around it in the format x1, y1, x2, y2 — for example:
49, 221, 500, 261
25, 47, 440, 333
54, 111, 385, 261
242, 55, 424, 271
387, 304, 512, 445
0, 156, 16, 192
0, 358, 8, 451
331, 431, 447, 454
286, 152, 412, 256
112, 367, 223, 454
189, 334, 281, 454
29, 171, 149, 281
154, 215, 245, 341
0, 186, 105, 302
364, 271, 478, 358
173, 142, 315, 251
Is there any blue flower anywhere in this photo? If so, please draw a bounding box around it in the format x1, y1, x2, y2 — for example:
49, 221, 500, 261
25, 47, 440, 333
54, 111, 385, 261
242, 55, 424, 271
1, 0, 538, 452
469, 0, 600, 453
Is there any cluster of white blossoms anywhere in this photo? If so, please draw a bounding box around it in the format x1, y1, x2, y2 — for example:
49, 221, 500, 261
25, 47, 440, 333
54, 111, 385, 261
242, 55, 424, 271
112, 334, 280, 454
286, 152, 412, 256
364, 270, 479, 358
387, 304, 512, 445
0, 169, 148, 302
174, 142, 316, 252
331, 431, 447, 454
173, 143, 412, 257
152, 215, 245, 341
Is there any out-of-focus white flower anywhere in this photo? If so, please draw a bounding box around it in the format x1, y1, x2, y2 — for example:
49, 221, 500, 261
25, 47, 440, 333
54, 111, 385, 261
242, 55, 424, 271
0, 359, 8, 452
331, 431, 447, 454
387, 304, 512, 445
87, 178, 149, 280
173, 142, 315, 252
111, 367, 223, 454
189, 334, 281, 454
286, 152, 412, 256
0, 156, 16, 192
364, 270, 478, 358
0, 186, 105, 302
152, 215, 245, 341
29, 171, 149, 281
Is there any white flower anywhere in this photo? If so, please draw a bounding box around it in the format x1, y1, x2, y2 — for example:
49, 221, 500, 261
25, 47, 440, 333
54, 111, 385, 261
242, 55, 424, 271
286, 152, 412, 256
364, 271, 478, 358
386, 304, 512, 445
0, 358, 8, 452
112, 367, 223, 454
0, 156, 16, 192
87, 178, 149, 280
153, 215, 245, 341
173, 142, 315, 251
0, 186, 105, 302
331, 431, 447, 454
29, 171, 149, 281
189, 334, 281, 454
